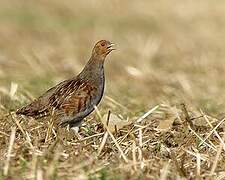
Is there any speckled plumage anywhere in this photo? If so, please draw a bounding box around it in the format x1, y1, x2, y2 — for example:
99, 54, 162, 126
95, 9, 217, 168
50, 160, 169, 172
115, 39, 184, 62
16, 40, 115, 127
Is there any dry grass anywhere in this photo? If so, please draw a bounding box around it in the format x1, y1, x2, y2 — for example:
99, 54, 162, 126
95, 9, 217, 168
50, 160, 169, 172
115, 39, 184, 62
1, 0, 225, 179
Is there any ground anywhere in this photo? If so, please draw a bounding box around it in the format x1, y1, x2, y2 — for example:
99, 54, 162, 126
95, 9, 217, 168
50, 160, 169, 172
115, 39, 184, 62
1, 0, 225, 179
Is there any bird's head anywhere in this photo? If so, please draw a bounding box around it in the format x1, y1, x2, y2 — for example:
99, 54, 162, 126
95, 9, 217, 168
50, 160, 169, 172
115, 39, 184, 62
92, 40, 115, 60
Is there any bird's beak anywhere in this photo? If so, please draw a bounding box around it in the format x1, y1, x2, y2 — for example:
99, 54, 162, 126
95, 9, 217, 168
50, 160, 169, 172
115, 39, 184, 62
107, 43, 116, 51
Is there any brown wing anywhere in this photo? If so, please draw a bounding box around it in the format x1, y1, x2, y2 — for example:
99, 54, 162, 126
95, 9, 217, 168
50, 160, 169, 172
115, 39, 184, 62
16, 85, 58, 117
17, 78, 97, 121
50, 79, 97, 118
16, 78, 80, 117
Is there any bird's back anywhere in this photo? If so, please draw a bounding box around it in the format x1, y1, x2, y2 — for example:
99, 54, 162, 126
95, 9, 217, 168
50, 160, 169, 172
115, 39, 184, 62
16, 80, 67, 118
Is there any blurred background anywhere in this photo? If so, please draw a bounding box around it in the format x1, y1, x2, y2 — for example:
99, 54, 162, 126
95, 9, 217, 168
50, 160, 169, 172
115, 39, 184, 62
1, 0, 225, 116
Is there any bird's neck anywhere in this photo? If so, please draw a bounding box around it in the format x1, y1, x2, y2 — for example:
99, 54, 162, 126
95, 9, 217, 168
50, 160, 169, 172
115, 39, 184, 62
78, 56, 105, 83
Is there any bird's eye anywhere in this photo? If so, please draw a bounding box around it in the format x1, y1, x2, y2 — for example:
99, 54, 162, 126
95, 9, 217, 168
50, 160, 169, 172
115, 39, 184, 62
101, 43, 105, 46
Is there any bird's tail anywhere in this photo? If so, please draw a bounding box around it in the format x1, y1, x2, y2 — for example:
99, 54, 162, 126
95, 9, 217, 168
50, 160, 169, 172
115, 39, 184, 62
16, 100, 48, 118
16, 105, 35, 116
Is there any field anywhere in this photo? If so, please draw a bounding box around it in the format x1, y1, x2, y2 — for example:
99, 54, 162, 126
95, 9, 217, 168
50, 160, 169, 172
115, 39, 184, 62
1, 0, 225, 179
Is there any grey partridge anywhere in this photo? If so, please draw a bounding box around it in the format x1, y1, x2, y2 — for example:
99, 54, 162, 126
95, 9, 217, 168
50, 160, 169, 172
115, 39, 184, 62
16, 40, 115, 128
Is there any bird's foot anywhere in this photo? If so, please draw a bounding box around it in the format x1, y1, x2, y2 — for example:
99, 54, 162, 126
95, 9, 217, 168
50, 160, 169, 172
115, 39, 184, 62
69, 126, 82, 140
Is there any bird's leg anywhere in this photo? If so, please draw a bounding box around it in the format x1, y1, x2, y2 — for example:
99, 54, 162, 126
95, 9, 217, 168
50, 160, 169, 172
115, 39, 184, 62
68, 119, 83, 139
70, 126, 79, 134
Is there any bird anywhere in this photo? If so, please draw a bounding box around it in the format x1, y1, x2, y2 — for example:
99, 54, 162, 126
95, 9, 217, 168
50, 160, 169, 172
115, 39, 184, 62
16, 40, 115, 128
